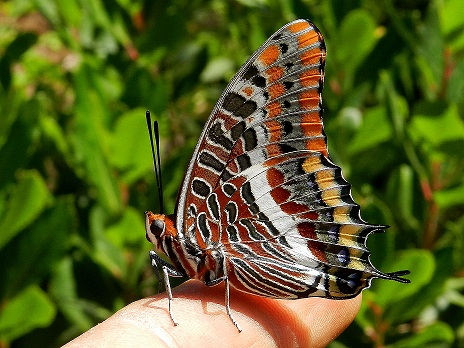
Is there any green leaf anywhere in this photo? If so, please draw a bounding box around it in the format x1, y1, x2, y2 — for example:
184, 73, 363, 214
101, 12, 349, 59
34, 0, 60, 26
110, 108, 155, 184
39, 114, 70, 157
89, 206, 126, 279
0, 170, 51, 250
447, 58, 464, 104
347, 106, 393, 154
373, 249, 435, 307
336, 9, 377, 86
386, 165, 420, 231
234, 0, 268, 7
105, 207, 145, 247
327, 341, 349, 348
410, 103, 464, 147
435, 184, 464, 209
200, 57, 235, 83
440, 0, 464, 35
1, 102, 43, 188
395, 166, 415, 217
439, 0, 464, 51
417, 4, 444, 92
49, 257, 94, 332
391, 322, 454, 348
56, 0, 82, 27
0, 32, 38, 89
383, 248, 452, 323
338, 10, 377, 64
0, 197, 74, 298
72, 64, 122, 215
0, 285, 56, 342
0, 89, 22, 152
121, 70, 170, 114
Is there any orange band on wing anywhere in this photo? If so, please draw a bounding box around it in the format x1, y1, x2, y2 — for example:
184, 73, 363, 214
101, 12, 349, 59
258, 45, 280, 66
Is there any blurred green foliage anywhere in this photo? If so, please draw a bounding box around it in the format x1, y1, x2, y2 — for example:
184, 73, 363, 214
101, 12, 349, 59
0, 0, 463, 347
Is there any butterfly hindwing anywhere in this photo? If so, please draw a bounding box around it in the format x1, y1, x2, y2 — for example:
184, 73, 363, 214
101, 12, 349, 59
206, 150, 380, 298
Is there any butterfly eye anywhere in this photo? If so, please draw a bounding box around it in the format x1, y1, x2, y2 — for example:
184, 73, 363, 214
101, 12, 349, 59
150, 219, 165, 237
144, 212, 166, 244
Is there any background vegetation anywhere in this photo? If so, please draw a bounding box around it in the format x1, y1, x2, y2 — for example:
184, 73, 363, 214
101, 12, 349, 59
1, 0, 463, 347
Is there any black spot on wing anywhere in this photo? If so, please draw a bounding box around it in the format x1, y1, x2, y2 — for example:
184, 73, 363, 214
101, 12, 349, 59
237, 154, 252, 171
252, 75, 266, 88
222, 92, 257, 118
279, 143, 297, 153
280, 43, 289, 54
285, 62, 294, 70
207, 194, 220, 220
199, 151, 224, 172
192, 179, 211, 197
197, 212, 210, 240
282, 120, 293, 136
208, 122, 233, 150
226, 225, 240, 242
220, 169, 233, 182
222, 183, 236, 197
230, 121, 245, 141
223, 93, 245, 111
242, 128, 258, 151
283, 81, 294, 90
241, 181, 255, 204
225, 202, 238, 223
243, 65, 259, 80
240, 219, 264, 241
335, 269, 364, 295
237, 101, 257, 118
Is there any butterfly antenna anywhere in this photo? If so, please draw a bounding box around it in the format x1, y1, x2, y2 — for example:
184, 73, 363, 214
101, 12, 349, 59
146, 110, 164, 214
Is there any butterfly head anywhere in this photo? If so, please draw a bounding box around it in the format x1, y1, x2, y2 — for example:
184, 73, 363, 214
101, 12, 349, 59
145, 211, 178, 248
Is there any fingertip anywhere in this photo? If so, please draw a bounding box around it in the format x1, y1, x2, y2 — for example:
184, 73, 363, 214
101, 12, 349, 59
64, 281, 361, 347
298, 295, 362, 346
140, 281, 361, 347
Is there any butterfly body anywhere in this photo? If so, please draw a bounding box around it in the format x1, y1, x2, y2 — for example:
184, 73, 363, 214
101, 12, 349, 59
145, 19, 409, 331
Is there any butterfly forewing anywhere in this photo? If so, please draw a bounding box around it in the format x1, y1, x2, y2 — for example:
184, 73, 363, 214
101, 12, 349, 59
147, 19, 409, 330
177, 20, 327, 238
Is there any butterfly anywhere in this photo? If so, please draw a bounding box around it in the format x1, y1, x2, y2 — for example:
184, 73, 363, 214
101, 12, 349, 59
145, 19, 410, 332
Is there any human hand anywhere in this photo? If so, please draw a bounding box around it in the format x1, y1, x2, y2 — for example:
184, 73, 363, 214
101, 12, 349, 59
63, 280, 361, 347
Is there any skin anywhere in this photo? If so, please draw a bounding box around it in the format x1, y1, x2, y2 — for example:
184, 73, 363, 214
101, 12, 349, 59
63, 280, 361, 348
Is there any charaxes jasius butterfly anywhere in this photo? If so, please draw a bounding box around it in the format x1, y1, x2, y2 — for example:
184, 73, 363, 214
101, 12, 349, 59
145, 19, 410, 331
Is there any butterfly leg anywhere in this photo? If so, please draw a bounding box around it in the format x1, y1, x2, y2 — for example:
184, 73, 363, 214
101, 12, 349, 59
224, 275, 242, 332
204, 270, 241, 331
149, 250, 185, 326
